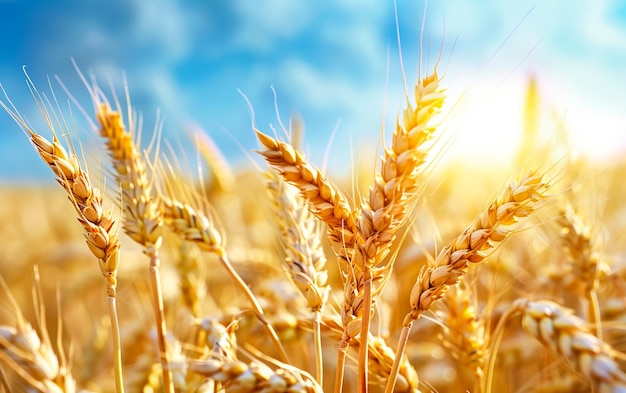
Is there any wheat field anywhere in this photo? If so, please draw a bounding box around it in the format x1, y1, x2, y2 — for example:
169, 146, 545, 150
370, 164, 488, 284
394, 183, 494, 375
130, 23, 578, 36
1, 20, 626, 393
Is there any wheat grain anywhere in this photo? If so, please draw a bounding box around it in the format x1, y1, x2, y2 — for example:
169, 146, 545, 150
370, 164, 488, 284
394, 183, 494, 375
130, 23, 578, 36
356, 71, 445, 273
558, 204, 608, 291
557, 203, 612, 339
0, 271, 77, 393
95, 103, 162, 250
348, 70, 444, 390
255, 130, 358, 256
162, 197, 223, 253
29, 131, 121, 294
409, 171, 548, 316
1, 76, 126, 392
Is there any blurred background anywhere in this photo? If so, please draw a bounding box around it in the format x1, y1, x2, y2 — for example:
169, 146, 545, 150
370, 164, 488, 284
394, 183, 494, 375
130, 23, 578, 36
1, 0, 625, 183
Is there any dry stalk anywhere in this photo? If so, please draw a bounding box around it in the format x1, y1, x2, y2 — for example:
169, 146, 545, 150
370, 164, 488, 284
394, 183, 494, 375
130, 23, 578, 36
514, 299, 626, 393
265, 171, 329, 385
95, 102, 172, 393
300, 315, 420, 392
386, 170, 549, 393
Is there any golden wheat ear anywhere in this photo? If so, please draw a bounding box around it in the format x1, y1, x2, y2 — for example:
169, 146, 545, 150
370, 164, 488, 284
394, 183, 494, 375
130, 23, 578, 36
255, 130, 358, 252
385, 170, 550, 392
264, 170, 329, 385
189, 356, 324, 392
437, 278, 487, 390
158, 155, 291, 363
410, 171, 549, 317
0, 269, 77, 392
2, 73, 125, 392
513, 299, 626, 392
24, 128, 125, 392
345, 68, 445, 392
89, 92, 173, 392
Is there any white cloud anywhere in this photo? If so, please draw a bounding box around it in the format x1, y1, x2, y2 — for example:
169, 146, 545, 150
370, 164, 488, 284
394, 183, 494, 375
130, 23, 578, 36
130, 0, 194, 60
230, 1, 315, 52
3, 0, 626, 182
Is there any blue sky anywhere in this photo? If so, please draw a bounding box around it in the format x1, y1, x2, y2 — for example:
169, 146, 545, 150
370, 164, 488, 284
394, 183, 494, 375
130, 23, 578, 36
1, 0, 625, 183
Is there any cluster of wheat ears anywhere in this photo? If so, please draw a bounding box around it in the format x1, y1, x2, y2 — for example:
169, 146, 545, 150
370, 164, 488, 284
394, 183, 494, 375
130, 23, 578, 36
1, 33, 626, 393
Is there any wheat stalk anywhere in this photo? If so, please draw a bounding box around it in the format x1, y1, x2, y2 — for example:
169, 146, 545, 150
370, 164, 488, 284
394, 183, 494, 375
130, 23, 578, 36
93, 100, 172, 393
294, 314, 420, 392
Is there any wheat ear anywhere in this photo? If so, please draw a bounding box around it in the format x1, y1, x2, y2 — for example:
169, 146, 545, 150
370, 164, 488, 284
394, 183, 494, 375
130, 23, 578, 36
386, 171, 549, 393
189, 357, 324, 393
255, 130, 358, 260
438, 279, 487, 390
95, 102, 173, 393
514, 299, 626, 393
160, 196, 290, 363
558, 204, 607, 338
349, 70, 445, 391
255, 130, 362, 391
265, 171, 329, 385
2, 81, 124, 392
190, 319, 318, 392
26, 129, 125, 393
0, 270, 77, 392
